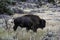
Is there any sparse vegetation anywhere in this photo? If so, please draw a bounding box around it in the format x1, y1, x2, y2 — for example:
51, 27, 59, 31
0, 0, 14, 15
0, 0, 60, 40
48, 0, 56, 5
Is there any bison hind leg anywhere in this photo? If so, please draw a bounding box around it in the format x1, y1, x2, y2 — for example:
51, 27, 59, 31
13, 25, 18, 31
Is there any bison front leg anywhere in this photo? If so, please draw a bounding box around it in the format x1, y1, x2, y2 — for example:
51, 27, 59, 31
33, 27, 37, 32
31, 24, 37, 32
26, 27, 31, 32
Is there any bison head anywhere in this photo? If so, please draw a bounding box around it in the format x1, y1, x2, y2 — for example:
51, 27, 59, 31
39, 19, 46, 29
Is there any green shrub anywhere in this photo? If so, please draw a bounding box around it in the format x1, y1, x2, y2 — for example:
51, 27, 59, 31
0, 0, 14, 15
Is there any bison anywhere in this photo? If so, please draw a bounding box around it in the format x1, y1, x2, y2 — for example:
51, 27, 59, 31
13, 15, 46, 32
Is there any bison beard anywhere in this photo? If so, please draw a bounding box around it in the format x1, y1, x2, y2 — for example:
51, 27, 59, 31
13, 15, 46, 32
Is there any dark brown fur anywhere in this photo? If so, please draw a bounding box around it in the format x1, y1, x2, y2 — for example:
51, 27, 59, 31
13, 15, 46, 32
